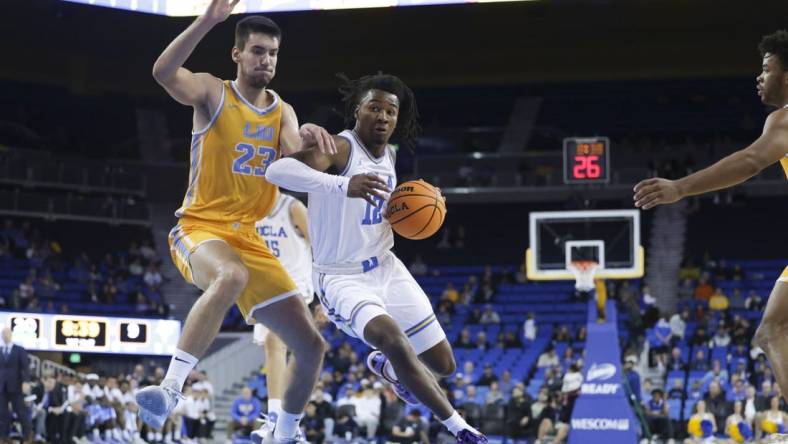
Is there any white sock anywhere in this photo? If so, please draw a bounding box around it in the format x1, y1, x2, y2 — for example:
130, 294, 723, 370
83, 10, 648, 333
147, 431, 155, 441
164, 348, 198, 390
155, 432, 163, 440
268, 398, 283, 418
441, 411, 473, 436
273, 410, 303, 440
383, 359, 399, 382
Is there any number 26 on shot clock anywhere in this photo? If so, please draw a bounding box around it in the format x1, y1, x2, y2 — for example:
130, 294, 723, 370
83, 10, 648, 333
562, 137, 610, 184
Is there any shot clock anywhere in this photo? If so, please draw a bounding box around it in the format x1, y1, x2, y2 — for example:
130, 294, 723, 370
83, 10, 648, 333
563, 137, 610, 184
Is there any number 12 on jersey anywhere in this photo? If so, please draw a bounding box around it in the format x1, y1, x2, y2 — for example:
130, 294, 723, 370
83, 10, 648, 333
362, 175, 394, 225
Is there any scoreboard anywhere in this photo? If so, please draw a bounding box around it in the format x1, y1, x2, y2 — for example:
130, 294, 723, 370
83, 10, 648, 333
563, 137, 611, 185
1, 312, 180, 356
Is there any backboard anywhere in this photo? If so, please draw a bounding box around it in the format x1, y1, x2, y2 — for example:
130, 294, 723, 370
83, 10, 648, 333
526, 209, 644, 280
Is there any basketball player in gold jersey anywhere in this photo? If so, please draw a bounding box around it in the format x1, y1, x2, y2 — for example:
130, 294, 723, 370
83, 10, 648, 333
634, 30, 788, 441
135, 1, 335, 442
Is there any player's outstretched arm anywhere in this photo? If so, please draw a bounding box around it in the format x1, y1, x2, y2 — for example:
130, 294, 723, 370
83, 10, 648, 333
151, 0, 239, 107
279, 103, 337, 156
265, 138, 390, 206
634, 109, 788, 209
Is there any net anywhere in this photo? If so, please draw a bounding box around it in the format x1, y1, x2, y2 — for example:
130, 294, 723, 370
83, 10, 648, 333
569, 260, 598, 292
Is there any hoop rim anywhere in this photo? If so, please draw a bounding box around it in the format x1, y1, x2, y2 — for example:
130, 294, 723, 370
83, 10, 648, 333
569, 260, 599, 271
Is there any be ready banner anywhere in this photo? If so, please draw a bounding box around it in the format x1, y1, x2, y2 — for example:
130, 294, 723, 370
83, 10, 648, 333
568, 302, 637, 444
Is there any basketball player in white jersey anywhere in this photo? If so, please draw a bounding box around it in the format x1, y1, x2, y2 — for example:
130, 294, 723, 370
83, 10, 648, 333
250, 192, 322, 443
262, 73, 487, 443
634, 30, 788, 442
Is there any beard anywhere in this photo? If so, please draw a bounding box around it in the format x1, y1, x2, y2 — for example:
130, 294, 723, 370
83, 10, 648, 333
247, 75, 270, 89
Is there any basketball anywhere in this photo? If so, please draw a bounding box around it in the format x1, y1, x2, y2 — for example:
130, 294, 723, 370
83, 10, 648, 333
387, 179, 446, 240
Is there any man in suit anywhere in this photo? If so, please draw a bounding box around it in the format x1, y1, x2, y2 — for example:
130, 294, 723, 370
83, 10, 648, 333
36, 373, 68, 444
0, 326, 31, 444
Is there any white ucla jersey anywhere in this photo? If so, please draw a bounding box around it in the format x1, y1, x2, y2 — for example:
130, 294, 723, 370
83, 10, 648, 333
256, 193, 313, 296
310, 129, 396, 273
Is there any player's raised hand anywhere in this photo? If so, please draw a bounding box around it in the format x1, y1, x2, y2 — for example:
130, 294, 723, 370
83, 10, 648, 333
348, 173, 390, 206
633, 177, 682, 209
202, 0, 240, 24
299, 123, 337, 155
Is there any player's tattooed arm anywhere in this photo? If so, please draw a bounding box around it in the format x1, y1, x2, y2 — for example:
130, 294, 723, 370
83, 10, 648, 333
634, 109, 788, 209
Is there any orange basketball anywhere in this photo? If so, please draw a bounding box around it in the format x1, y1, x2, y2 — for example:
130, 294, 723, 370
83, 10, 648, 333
388, 179, 446, 240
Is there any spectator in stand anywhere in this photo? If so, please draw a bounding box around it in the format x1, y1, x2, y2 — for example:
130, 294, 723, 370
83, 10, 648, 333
667, 347, 687, 372
479, 304, 500, 324
668, 379, 685, 400
301, 401, 325, 444
499, 370, 514, 395
523, 312, 537, 342
730, 288, 745, 309
702, 360, 730, 386
142, 263, 163, 291
504, 331, 522, 349
227, 387, 260, 440
688, 380, 703, 400
128, 258, 144, 277
679, 258, 701, 281
476, 364, 499, 386
709, 287, 730, 311
731, 359, 749, 383
644, 389, 672, 440
465, 385, 481, 405
669, 309, 688, 343
139, 239, 156, 262
468, 308, 482, 324
333, 406, 361, 441
456, 328, 473, 349
561, 347, 575, 370
506, 385, 532, 439
642, 285, 656, 306
692, 327, 710, 347
623, 356, 642, 402
537, 346, 560, 368
705, 381, 731, 429
474, 280, 495, 304
389, 409, 429, 444
694, 274, 715, 301
731, 316, 751, 346
408, 255, 428, 276
743, 385, 765, 425
535, 394, 568, 444
574, 326, 586, 343
475, 331, 488, 350
712, 327, 731, 348
441, 282, 459, 304
553, 325, 571, 343
692, 349, 709, 372
351, 380, 381, 439
485, 381, 504, 405
744, 290, 764, 311
730, 376, 747, 401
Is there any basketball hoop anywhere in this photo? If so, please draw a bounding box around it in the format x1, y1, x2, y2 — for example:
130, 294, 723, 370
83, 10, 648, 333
569, 260, 598, 292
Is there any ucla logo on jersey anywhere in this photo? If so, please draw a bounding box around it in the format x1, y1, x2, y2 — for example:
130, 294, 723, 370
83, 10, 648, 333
257, 225, 288, 238
243, 123, 275, 141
